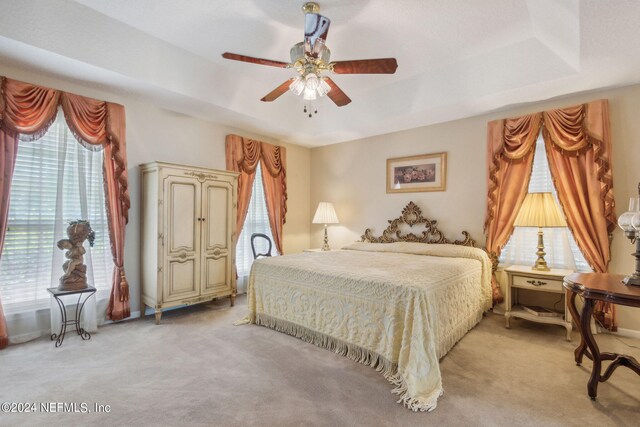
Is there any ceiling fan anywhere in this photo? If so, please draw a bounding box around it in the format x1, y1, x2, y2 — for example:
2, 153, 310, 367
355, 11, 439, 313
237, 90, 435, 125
221, 2, 398, 116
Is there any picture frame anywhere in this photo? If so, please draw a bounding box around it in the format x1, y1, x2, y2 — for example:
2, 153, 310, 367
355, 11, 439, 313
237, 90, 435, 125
386, 152, 447, 193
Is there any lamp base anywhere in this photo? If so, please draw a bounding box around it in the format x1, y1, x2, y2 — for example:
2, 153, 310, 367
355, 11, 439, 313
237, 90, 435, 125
322, 225, 330, 251
531, 228, 550, 271
622, 237, 640, 286
532, 263, 551, 272
622, 274, 640, 286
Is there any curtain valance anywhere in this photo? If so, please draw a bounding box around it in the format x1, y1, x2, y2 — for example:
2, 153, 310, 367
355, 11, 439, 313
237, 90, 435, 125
3, 79, 114, 151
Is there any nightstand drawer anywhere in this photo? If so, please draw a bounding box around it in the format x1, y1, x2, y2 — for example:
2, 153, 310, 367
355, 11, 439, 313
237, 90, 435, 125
512, 274, 564, 292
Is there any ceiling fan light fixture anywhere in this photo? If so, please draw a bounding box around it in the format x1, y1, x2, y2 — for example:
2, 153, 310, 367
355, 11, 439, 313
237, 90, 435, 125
289, 76, 305, 95
305, 73, 320, 90
290, 73, 329, 100
303, 87, 317, 100
317, 78, 331, 96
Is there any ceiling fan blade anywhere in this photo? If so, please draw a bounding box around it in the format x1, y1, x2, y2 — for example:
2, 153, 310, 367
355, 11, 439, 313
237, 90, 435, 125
304, 13, 331, 58
324, 78, 351, 107
332, 58, 398, 74
222, 52, 289, 68
260, 79, 294, 102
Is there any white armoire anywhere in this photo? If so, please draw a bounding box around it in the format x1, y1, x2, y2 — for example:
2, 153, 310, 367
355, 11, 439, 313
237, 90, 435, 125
140, 162, 238, 324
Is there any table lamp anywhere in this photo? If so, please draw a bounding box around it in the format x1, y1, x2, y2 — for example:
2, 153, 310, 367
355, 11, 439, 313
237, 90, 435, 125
617, 184, 640, 286
514, 192, 567, 271
312, 202, 339, 251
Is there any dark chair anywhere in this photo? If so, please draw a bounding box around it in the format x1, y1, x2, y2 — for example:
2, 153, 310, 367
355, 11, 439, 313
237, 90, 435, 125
251, 233, 273, 260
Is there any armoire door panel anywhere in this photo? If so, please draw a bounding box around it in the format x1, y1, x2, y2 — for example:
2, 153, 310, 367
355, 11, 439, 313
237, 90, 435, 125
202, 182, 231, 251
165, 176, 199, 255
201, 255, 230, 295
165, 258, 199, 301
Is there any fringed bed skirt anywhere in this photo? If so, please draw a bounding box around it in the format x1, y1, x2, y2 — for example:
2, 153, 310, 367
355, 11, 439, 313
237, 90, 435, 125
252, 312, 443, 412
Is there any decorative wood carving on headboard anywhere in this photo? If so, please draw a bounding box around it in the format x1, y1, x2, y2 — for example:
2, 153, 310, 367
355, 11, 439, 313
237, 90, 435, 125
361, 201, 477, 247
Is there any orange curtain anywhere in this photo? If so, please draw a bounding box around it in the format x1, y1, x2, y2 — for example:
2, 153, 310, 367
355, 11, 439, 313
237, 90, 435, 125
225, 134, 287, 255
484, 114, 542, 303
103, 103, 131, 321
261, 143, 288, 255
0, 131, 19, 349
542, 100, 616, 330
0, 77, 131, 346
485, 100, 617, 329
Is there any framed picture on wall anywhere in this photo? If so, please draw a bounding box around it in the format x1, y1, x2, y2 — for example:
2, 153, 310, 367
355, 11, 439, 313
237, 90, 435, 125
386, 152, 447, 193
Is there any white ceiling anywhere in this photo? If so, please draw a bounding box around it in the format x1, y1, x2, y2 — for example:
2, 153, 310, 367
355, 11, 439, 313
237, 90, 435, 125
0, 0, 639, 147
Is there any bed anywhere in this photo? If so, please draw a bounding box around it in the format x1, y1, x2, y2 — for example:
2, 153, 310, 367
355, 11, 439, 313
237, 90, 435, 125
246, 202, 492, 411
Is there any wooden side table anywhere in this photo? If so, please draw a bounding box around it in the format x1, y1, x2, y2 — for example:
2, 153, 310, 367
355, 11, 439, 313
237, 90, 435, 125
563, 273, 640, 400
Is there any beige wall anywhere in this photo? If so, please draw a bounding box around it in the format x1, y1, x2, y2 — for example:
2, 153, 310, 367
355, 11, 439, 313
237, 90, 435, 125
0, 64, 311, 316
4, 60, 639, 333
282, 143, 311, 255
311, 84, 640, 334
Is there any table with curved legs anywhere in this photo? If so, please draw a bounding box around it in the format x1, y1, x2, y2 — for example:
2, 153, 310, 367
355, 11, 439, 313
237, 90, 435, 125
47, 287, 97, 347
563, 273, 640, 400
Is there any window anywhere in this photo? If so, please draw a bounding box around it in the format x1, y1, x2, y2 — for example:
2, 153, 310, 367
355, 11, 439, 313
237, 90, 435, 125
499, 132, 591, 272
0, 113, 113, 313
236, 163, 275, 294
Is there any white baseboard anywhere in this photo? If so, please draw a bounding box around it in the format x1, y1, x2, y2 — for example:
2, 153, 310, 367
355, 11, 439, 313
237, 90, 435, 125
611, 327, 640, 339
491, 306, 505, 315
102, 310, 141, 326
8, 331, 46, 345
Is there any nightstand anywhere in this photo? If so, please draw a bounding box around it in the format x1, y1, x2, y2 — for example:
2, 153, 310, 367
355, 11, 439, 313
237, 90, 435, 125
504, 265, 574, 341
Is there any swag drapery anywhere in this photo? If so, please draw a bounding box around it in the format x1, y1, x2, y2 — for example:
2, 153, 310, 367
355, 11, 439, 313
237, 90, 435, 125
484, 99, 617, 330
225, 135, 287, 256
0, 76, 131, 349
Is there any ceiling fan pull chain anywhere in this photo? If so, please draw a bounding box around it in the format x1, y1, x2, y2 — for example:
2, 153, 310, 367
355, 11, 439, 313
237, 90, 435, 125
305, 99, 318, 118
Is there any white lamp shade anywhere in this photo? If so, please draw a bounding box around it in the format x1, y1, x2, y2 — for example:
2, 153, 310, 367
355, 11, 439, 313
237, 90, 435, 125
514, 192, 567, 227
312, 202, 339, 224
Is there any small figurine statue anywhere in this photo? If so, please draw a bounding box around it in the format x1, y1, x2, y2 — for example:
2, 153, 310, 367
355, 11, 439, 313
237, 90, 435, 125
57, 220, 95, 291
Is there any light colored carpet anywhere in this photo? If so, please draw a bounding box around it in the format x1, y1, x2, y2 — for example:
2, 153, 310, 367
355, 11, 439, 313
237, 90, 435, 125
0, 295, 638, 426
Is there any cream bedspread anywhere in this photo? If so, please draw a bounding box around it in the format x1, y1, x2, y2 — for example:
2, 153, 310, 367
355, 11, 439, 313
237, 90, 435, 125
247, 242, 492, 411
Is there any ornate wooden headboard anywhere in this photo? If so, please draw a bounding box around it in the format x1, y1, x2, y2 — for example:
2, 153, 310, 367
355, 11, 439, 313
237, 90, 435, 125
361, 201, 477, 247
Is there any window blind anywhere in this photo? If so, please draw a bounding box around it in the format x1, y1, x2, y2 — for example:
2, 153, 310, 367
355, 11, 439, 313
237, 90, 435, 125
0, 113, 114, 313
500, 133, 591, 272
